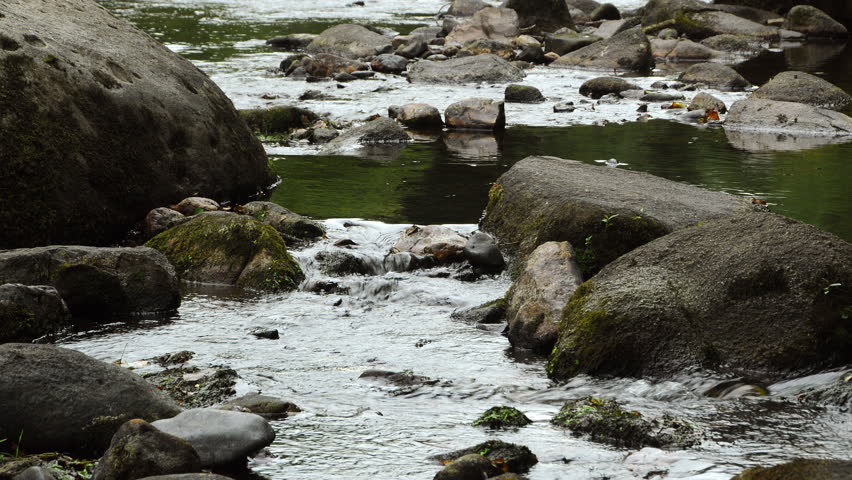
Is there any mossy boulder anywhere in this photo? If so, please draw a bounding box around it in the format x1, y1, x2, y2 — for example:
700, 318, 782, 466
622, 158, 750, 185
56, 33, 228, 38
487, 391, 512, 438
239, 106, 319, 136
0, 0, 272, 249
0, 246, 180, 318
642, 0, 777, 40
433, 453, 498, 480
434, 440, 537, 474
480, 156, 756, 276
547, 213, 852, 381
551, 398, 699, 449
733, 459, 852, 480
143, 365, 238, 408
145, 212, 303, 291
450, 298, 507, 324
0, 343, 181, 456
679, 63, 752, 91
93, 419, 202, 480
551, 26, 654, 74
473, 406, 532, 429
0, 284, 70, 343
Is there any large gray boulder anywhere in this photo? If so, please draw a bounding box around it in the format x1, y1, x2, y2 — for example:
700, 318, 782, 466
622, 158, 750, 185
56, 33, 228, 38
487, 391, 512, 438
0, 344, 181, 456
0, 284, 70, 342
506, 242, 584, 353
0, 0, 272, 249
305, 24, 391, 59
448, 0, 490, 16
389, 103, 444, 130
151, 409, 275, 468
679, 63, 752, 91
446, 7, 520, 44
445, 98, 507, 131
480, 156, 758, 275
93, 419, 202, 480
551, 27, 654, 74
725, 98, 852, 136
579, 77, 641, 99
0, 246, 180, 318
783, 5, 848, 38
547, 213, 852, 381
644, 0, 777, 39
752, 71, 852, 111
502, 0, 575, 34
145, 212, 304, 291
407, 54, 524, 84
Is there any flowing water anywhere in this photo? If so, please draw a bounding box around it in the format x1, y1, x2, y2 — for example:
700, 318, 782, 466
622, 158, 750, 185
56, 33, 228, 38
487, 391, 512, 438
60, 1, 852, 478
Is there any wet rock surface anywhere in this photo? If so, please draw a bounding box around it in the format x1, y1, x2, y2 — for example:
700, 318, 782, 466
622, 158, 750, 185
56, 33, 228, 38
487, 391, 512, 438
679, 62, 752, 91
392, 225, 467, 263
445, 98, 506, 130
434, 440, 538, 474
472, 406, 532, 429
238, 201, 325, 242
0, 246, 180, 318
305, 24, 390, 59
506, 241, 584, 353
751, 71, 852, 111
725, 98, 852, 136
0, 344, 181, 456
144, 365, 238, 408
407, 54, 524, 84
220, 392, 301, 420
552, 26, 654, 74
547, 213, 852, 381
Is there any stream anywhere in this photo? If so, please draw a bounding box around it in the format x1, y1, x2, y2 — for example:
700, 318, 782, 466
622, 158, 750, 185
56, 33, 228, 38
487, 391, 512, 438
58, 0, 852, 478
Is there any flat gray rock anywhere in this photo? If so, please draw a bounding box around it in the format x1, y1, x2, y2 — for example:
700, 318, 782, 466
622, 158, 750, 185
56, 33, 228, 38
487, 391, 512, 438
752, 71, 852, 111
152, 409, 275, 468
725, 98, 852, 136
407, 54, 524, 84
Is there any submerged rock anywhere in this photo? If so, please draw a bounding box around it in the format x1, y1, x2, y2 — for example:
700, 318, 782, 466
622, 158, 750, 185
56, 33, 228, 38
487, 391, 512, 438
239, 106, 319, 135
473, 406, 532, 429
0, 246, 180, 318
434, 440, 538, 474
266, 33, 317, 50
152, 409, 275, 468
0, 344, 181, 456
751, 71, 852, 111
0, 0, 272, 249
323, 117, 412, 154
220, 392, 301, 420
93, 419, 202, 480
0, 284, 70, 343
145, 212, 304, 291
407, 54, 524, 84
306, 24, 391, 59
732, 459, 852, 479
552, 26, 654, 74
679, 63, 752, 91
480, 156, 756, 274
725, 98, 852, 136
315, 250, 375, 276
238, 201, 324, 242
551, 398, 700, 449
445, 98, 506, 131
506, 241, 584, 353
143, 365, 238, 408
392, 225, 468, 263
547, 213, 852, 381
796, 372, 852, 410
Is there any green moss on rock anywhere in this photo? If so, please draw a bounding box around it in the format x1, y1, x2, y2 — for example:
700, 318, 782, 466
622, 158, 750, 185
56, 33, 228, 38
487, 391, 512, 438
145, 212, 303, 291
551, 397, 699, 449
240, 106, 319, 136
473, 406, 532, 429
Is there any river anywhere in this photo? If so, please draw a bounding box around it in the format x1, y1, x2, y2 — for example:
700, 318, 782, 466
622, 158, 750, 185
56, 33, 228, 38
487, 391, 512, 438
59, 1, 852, 478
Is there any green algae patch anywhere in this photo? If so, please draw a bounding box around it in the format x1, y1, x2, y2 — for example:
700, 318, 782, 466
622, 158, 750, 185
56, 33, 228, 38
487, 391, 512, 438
473, 406, 532, 429
145, 212, 303, 291
551, 397, 699, 449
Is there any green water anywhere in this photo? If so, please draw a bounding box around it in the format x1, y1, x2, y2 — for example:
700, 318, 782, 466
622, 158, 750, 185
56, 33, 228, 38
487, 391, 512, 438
270, 121, 852, 241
